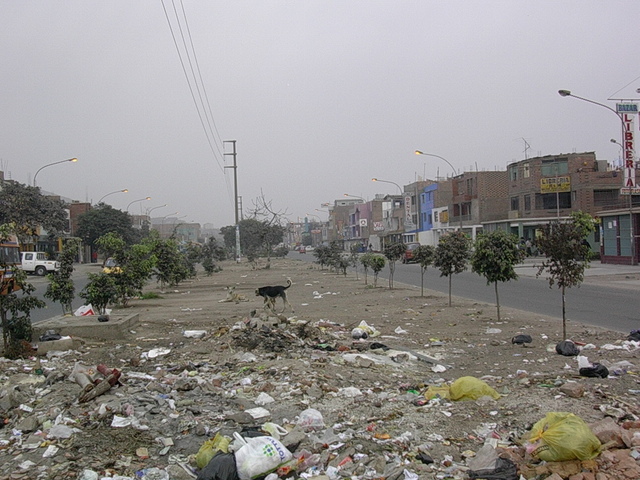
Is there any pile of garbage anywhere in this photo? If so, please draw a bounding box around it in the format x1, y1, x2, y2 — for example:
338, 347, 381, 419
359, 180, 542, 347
3, 302, 640, 480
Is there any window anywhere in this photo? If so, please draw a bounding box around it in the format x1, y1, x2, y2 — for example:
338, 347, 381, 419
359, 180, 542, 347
541, 158, 568, 176
524, 194, 531, 211
434, 211, 439, 223
510, 196, 519, 211
523, 163, 530, 178
593, 189, 620, 208
535, 192, 571, 210
509, 166, 518, 181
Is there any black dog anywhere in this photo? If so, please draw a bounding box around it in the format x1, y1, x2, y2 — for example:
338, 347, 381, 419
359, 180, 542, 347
255, 278, 293, 313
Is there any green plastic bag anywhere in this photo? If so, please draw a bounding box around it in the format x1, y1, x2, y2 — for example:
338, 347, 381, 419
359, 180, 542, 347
449, 376, 500, 401
526, 412, 601, 462
196, 432, 231, 469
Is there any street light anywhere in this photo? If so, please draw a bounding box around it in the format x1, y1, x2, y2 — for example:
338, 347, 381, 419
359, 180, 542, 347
306, 213, 321, 221
97, 189, 128, 204
33, 157, 77, 186
343, 193, 365, 202
415, 150, 462, 228
126, 196, 151, 213
371, 178, 403, 195
146, 204, 167, 216
161, 212, 179, 226
559, 89, 636, 264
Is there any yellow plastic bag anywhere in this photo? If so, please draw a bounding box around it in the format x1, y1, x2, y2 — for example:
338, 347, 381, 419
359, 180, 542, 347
195, 432, 231, 469
525, 412, 601, 462
424, 385, 451, 400
448, 376, 500, 401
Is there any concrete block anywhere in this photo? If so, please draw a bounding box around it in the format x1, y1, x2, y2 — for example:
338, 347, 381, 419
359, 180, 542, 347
32, 313, 139, 341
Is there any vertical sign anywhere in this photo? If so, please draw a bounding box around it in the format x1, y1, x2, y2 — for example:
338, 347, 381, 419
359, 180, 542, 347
404, 195, 413, 227
618, 103, 639, 194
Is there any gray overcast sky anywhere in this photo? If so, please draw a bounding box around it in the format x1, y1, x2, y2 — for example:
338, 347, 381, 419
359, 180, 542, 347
2, 1, 640, 227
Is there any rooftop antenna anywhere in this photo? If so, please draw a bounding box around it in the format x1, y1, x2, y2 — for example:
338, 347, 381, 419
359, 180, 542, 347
522, 138, 531, 160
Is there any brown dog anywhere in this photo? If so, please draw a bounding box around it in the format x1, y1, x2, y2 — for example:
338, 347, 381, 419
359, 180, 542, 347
255, 278, 294, 313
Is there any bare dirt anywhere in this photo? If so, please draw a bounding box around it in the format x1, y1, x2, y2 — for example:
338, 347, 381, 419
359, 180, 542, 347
5, 257, 640, 479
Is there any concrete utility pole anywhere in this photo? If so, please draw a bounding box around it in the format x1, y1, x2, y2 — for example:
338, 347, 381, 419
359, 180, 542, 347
224, 140, 241, 262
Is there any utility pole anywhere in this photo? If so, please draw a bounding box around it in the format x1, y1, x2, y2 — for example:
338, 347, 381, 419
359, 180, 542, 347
224, 140, 241, 262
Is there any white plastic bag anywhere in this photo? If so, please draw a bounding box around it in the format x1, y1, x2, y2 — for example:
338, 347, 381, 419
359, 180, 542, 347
233, 433, 292, 480
74, 304, 95, 316
296, 408, 325, 430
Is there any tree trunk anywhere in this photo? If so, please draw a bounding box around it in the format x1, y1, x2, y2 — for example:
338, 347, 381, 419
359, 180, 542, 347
420, 267, 425, 297
448, 275, 452, 307
561, 284, 567, 340
494, 281, 500, 321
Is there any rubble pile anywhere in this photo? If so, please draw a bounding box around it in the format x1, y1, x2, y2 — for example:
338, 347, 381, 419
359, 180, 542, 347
2, 259, 640, 480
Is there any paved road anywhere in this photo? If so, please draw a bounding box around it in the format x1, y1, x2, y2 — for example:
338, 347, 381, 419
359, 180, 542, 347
292, 252, 640, 334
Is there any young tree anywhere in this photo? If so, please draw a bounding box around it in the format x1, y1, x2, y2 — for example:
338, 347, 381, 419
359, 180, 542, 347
360, 252, 373, 285
80, 273, 117, 315
202, 237, 226, 275
535, 212, 596, 339
370, 255, 386, 288
0, 224, 45, 358
45, 237, 81, 315
414, 245, 435, 297
471, 231, 525, 321
349, 244, 361, 280
384, 242, 406, 289
434, 231, 472, 307
153, 237, 189, 289
312, 244, 332, 270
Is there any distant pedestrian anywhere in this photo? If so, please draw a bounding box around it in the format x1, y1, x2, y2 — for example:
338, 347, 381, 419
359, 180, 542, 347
525, 239, 532, 256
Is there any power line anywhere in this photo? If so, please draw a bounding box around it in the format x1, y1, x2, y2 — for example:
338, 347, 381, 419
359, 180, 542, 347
160, 0, 224, 172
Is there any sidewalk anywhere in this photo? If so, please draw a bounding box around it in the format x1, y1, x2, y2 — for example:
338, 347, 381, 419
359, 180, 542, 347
515, 256, 640, 279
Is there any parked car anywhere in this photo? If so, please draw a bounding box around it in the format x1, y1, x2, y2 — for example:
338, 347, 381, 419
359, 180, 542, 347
102, 257, 122, 274
305, 246, 315, 252
18, 251, 61, 276
402, 243, 421, 264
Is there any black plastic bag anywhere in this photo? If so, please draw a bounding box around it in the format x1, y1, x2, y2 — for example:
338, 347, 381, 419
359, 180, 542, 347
511, 334, 532, 345
468, 457, 518, 480
627, 330, 640, 341
39, 330, 62, 342
197, 452, 239, 480
555, 340, 580, 356
579, 363, 609, 378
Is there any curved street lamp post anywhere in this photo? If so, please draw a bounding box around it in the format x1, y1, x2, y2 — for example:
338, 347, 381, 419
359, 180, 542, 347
415, 150, 462, 228
558, 89, 636, 264
371, 177, 403, 195
33, 158, 78, 186
126, 197, 151, 213
97, 189, 128, 204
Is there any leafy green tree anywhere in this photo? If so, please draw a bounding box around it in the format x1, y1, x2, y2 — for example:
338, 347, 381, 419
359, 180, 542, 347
471, 231, 525, 321
414, 245, 436, 297
45, 237, 81, 315
434, 231, 472, 306
370, 255, 386, 288
79, 273, 117, 315
153, 237, 189, 288
349, 244, 361, 280
0, 181, 68, 249
92, 233, 155, 307
202, 237, 227, 275
220, 219, 285, 264
383, 242, 406, 289
312, 245, 332, 270
360, 252, 373, 285
77, 204, 139, 250
536, 212, 596, 339
0, 224, 45, 358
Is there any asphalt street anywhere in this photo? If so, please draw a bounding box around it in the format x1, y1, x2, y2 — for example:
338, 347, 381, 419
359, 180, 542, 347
293, 252, 640, 334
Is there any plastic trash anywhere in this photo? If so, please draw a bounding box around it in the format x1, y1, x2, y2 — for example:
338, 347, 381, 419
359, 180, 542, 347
525, 412, 601, 461
296, 408, 325, 430
628, 330, 640, 341
511, 334, 532, 345
579, 363, 609, 378
196, 432, 231, 469
233, 432, 293, 480
449, 376, 500, 401
261, 422, 288, 440
556, 340, 580, 356
197, 452, 239, 480
351, 327, 368, 339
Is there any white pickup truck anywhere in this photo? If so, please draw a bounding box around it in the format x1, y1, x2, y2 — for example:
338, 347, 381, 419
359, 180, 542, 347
19, 252, 61, 276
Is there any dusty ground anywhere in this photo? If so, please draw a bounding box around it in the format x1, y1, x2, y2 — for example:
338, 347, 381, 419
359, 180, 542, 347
4, 256, 640, 479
